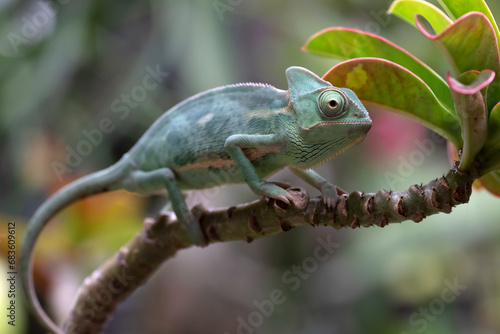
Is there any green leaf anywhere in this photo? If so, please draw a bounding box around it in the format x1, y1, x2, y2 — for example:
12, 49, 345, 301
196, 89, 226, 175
388, 0, 452, 34
437, 0, 500, 42
487, 102, 500, 147
323, 58, 461, 147
302, 28, 455, 113
416, 12, 500, 112
447, 70, 493, 171
480, 102, 500, 173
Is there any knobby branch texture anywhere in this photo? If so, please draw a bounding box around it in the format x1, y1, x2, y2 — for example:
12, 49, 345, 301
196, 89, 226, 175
63, 166, 474, 334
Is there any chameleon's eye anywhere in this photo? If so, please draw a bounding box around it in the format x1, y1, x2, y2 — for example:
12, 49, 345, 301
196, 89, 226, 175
317, 89, 347, 119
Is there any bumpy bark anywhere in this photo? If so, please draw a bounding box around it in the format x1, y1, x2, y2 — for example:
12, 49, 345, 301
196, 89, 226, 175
63, 166, 475, 334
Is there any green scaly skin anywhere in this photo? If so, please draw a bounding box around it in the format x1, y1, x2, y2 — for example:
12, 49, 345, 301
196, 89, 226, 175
20, 66, 372, 334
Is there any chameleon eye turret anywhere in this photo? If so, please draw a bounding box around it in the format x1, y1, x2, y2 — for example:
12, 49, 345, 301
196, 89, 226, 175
317, 88, 348, 119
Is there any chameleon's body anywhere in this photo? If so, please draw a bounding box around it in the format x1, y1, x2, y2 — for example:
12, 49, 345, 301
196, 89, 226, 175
21, 67, 371, 334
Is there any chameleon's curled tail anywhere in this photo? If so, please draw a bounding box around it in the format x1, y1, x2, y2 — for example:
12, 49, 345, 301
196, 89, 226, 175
20, 162, 129, 334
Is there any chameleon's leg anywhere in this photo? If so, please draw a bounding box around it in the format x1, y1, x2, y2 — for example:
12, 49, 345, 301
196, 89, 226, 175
225, 134, 297, 204
125, 168, 207, 246
290, 168, 344, 208
160, 190, 190, 212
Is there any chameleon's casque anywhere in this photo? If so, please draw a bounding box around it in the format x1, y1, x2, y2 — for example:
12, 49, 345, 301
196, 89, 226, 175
21, 66, 371, 334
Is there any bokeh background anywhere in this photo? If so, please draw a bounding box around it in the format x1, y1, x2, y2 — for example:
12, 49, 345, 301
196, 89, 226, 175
1, 0, 500, 333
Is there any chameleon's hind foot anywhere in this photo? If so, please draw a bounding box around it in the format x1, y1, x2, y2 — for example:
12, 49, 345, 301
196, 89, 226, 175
179, 205, 208, 247
188, 204, 208, 246
131, 167, 208, 247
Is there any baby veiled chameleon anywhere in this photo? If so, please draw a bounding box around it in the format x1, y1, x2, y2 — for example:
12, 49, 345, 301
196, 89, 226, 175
21, 66, 371, 334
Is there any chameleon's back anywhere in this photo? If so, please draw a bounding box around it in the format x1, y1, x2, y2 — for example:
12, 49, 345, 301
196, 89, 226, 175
127, 83, 292, 187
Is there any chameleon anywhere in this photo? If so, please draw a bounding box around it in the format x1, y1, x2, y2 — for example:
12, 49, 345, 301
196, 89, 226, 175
21, 66, 372, 334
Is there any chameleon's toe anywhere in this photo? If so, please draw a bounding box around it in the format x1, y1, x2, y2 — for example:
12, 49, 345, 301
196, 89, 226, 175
323, 196, 338, 209
283, 191, 301, 204
186, 224, 208, 247
274, 195, 290, 205
272, 188, 308, 208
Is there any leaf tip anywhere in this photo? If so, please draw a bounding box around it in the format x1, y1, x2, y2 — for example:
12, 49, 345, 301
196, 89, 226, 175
415, 13, 437, 36
447, 70, 496, 95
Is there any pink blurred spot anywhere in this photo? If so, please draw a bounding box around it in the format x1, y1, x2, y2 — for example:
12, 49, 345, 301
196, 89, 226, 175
365, 107, 426, 164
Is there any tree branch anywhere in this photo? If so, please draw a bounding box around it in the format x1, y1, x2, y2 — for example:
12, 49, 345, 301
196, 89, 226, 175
63, 166, 475, 334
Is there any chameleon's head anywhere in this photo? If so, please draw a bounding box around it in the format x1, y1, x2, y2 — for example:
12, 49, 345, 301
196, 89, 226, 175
286, 66, 372, 167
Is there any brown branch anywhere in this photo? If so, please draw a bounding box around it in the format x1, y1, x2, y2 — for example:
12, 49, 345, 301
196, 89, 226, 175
63, 166, 475, 334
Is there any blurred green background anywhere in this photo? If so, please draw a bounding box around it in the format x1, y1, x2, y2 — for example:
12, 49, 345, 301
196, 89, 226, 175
1, 0, 500, 333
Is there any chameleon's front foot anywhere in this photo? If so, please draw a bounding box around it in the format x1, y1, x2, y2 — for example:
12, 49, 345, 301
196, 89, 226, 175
289, 168, 344, 209
320, 182, 341, 209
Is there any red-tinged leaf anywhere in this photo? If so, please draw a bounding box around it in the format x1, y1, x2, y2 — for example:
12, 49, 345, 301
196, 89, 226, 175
302, 27, 455, 113
447, 71, 492, 170
323, 58, 461, 147
416, 12, 500, 112
388, 0, 452, 34
447, 140, 459, 166
437, 0, 500, 42
449, 70, 495, 94
477, 171, 500, 197
454, 70, 493, 97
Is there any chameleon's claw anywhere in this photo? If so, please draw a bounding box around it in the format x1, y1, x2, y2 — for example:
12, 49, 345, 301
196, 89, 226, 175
276, 189, 308, 208
267, 191, 292, 205
283, 191, 301, 204
275, 195, 290, 205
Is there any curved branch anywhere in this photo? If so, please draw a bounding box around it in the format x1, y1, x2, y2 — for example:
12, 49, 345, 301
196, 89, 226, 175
63, 166, 475, 334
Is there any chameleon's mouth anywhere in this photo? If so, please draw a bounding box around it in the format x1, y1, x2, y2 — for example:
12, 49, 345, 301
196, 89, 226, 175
306, 121, 372, 130
306, 134, 368, 170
